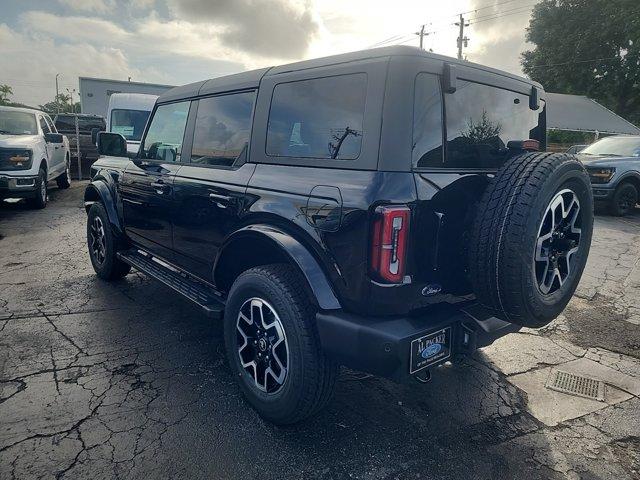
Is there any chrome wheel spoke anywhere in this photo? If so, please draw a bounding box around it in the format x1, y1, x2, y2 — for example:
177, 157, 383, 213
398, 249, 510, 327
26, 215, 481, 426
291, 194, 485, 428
534, 189, 582, 296
236, 297, 289, 394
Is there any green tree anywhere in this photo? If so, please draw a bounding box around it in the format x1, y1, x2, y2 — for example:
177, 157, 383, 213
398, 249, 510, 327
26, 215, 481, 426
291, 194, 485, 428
521, 0, 640, 126
0, 84, 13, 105
461, 111, 502, 143
39, 93, 79, 115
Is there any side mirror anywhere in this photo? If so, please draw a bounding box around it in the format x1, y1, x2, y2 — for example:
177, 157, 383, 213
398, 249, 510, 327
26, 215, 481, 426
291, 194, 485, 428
443, 63, 457, 94
97, 132, 128, 157
44, 132, 64, 144
530, 86, 540, 110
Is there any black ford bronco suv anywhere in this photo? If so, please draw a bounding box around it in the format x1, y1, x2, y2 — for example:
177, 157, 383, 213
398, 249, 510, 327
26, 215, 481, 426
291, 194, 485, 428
85, 46, 593, 424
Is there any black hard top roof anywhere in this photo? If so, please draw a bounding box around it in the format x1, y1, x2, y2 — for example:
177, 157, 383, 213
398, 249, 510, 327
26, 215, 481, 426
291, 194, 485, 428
158, 45, 541, 103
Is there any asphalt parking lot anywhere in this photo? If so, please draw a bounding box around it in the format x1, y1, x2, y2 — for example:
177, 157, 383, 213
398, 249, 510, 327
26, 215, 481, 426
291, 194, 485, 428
1, 182, 639, 480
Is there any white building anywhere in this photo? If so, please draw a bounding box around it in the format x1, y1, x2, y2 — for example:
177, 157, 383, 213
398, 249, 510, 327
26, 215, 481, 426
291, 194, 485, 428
79, 77, 174, 118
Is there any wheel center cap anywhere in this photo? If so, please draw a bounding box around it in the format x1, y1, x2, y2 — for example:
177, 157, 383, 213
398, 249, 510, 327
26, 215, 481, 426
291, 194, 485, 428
258, 337, 268, 352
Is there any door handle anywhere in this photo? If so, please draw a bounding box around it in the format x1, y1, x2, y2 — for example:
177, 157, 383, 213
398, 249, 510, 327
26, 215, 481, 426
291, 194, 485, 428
151, 181, 170, 194
209, 192, 232, 208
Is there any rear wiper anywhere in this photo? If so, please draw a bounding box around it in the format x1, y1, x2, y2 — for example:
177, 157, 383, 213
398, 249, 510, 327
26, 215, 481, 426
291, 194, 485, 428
0, 129, 13, 134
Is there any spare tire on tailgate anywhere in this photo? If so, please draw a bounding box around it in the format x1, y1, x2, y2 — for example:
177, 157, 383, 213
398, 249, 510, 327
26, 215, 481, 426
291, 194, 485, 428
469, 152, 593, 328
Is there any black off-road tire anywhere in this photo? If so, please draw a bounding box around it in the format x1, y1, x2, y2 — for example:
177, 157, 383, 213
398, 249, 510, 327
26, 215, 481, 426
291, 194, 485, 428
26, 167, 48, 209
56, 157, 71, 189
223, 264, 338, 425
87, 203, 131, 280
469, 152, 593, 328
609, 182, 637, 216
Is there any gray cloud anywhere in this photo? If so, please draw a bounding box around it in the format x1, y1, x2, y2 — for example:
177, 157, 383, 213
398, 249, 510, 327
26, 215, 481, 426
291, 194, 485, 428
168, 0, 319, 59
464, 0, 534, 75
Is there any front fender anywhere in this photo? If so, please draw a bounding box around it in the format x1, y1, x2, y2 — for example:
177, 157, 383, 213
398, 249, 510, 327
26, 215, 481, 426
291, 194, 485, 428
216, 224, 342, 310
616, 170, 640, 186
84, 178, 123, 235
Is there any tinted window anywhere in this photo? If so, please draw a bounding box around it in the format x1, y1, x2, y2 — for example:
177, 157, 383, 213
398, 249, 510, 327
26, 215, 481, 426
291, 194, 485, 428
442, 81, 544, 169
413, 73, 444, 168
191, 92, 255, 167
44, 115, 56, 133
111, 109, 151, 141
55, 115, 105, 133
141, 102, 190, 162
39, 115, 51, 134
54, 115, 75, 132
266, 74, 366, 160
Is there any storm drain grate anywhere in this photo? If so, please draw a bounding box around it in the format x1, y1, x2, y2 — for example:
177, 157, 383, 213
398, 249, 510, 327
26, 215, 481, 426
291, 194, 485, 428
545, 370, 606, 402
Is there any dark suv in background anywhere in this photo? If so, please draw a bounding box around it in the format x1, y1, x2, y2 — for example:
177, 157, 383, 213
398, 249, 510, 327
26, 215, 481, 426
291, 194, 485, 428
85, 46, 593, 424
579, 135, 640, 215
54, 113, 105, 175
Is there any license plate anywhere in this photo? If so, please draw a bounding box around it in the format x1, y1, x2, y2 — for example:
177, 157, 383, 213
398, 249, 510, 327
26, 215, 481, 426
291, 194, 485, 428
410, 327, 452, 374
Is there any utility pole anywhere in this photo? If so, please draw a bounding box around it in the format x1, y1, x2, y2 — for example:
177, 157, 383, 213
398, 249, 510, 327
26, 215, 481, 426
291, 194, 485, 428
415, 24, 426, 50
455, 14, 470, 60
55, 73, 60, 113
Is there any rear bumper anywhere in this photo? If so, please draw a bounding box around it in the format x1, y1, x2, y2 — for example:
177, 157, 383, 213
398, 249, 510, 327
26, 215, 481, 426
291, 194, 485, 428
0, 174, 39, 199
316, 303, 520, 382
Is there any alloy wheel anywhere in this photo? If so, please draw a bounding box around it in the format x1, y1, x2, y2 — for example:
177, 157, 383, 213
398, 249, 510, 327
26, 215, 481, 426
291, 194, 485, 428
534, 189, 582, 295
89, 216, 107, 265
618, 188, 637, 215
236, 297, 289, 393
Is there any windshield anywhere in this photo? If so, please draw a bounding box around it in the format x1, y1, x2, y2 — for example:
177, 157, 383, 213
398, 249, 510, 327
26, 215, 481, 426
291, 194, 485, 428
0, 111, 38, 135
110, 109, 151, 141
581, 137, 640, 157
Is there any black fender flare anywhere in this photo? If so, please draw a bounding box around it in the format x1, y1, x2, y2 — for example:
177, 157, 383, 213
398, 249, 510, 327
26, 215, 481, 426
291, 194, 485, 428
616, 171, 640, 189
215, 224, 342, 311
84, 179, 123, 235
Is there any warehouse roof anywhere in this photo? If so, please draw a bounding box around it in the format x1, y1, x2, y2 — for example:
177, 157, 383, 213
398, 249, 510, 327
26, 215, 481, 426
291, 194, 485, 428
546, 92, 640, 135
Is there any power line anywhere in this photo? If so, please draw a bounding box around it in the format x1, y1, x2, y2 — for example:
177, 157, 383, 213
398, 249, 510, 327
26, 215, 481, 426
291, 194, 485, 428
468, 4, 538, 24
467, 3, 538, 23
367, 0, 538, 52
460, 0, 534, 16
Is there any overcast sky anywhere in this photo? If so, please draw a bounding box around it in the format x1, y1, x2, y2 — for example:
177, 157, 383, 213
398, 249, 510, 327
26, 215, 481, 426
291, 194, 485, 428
0, 0, 534, 107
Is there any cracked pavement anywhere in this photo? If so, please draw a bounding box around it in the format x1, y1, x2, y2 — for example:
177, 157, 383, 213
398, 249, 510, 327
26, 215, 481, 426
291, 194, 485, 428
1, 183, 639, 479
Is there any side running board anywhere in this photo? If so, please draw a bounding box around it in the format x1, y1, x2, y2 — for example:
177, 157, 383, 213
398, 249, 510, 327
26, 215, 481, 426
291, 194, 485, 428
117, 249, 225, 319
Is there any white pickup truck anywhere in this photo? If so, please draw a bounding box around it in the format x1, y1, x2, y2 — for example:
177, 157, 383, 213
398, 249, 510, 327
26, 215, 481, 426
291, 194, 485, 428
0, 106, 71, 208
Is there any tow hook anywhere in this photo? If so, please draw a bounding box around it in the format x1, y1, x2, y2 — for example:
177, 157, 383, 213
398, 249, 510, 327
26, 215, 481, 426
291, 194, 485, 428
414, 369, 431, 384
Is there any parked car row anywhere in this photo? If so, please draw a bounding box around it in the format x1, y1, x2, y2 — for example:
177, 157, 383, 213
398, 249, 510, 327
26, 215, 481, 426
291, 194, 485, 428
1, 93, 158, 208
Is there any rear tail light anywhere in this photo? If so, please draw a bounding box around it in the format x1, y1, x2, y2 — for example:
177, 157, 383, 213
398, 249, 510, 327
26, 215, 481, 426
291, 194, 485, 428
522, 139, 540, 151
370, 205, 410, 283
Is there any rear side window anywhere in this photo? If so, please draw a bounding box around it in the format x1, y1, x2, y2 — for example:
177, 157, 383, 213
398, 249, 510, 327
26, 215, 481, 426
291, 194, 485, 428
141, 101, 190, 162
266, 73, 366, 160
444, 81, 543, 169
54, 115, 75, 132
54, 116, 102, 133
190, 91, 255, 167
412, 73, 444, 168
